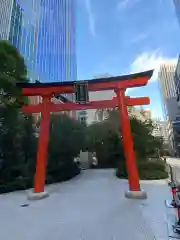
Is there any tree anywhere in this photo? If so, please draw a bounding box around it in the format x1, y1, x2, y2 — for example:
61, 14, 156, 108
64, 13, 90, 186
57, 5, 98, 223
0, 40, 28, 106
86, 116, 123, 168
0, 41, 36, 193
0, 106, 37, 192
87, 108, 164, 168
0, 42, 87, 193
47, 114, 86, 183
88, 108, 167, 179
130, 117, 163, 160
104, 108, 163, 159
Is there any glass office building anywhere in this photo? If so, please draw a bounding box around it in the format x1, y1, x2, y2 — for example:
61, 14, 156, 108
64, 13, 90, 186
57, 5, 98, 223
0, 0, 77, 83
174, 0, 180, 24
0, 0, 13, 40
174, 1, 180, 102
0, 0, 40, 81
36, 0, 77, 82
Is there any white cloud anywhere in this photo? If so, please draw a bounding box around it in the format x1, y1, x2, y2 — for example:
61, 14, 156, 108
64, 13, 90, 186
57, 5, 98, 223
130, 49, 177, 82
85, 0, 96, 37
130, 32, 148, 44
118, 0, 129, 8
118, 0, 140, 9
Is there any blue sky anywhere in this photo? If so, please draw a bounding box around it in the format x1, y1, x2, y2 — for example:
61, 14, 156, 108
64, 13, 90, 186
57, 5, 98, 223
76, 0, 180, 120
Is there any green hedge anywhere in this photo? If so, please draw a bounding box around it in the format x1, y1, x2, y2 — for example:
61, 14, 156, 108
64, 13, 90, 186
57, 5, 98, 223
0, 177, 32, 194
116, 160, 168, 180
46, 162, 81, 184
138, 161, 168, 180
0, 163, 81, 194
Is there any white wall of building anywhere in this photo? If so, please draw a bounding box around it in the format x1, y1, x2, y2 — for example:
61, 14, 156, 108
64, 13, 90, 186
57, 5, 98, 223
152, 120, 169, 144
87, 74, 114, 124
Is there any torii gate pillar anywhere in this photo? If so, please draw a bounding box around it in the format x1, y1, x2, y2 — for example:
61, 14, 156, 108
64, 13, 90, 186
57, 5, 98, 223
28, 95, 51, 200
116, 89, 147, 199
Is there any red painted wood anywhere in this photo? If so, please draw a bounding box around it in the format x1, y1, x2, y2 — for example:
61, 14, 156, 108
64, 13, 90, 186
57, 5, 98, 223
126, 97, 150, 106
116, 89, 140, 192
21, 77, 149, 96
23, 97, 150, 113
34, 96, 51, 193
20, 72, 151, 194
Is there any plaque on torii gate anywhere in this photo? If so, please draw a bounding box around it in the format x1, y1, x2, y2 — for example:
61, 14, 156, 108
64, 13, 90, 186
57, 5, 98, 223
17, 70, 153, 200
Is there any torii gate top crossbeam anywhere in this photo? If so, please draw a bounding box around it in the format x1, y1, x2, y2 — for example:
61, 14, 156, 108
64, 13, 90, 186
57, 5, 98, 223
17, 70, 153, 96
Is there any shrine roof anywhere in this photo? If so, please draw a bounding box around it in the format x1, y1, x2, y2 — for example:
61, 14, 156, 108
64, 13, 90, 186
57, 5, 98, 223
17, 70, 153, 88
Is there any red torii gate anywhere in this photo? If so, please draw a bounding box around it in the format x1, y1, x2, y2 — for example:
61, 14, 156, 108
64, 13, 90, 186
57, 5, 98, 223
17, 70, 153, 200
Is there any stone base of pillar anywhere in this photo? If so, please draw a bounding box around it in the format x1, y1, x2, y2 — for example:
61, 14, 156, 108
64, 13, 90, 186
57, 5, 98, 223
27, 191, 49, 200
125, 189, 147, 199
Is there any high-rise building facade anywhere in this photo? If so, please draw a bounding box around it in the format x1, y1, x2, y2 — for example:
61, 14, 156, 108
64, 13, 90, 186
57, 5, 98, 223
173, 1, 180, 103
1, 0, 40, 82
174, 0, 180, 25
8, 0, 23, 50
36, 0, 77, 83
174, 55, 180, 105
0, 0, 77, 84
0, 0, 77, 119
158, 61, 180, 156
0, 0, 13, 40
158, 61, 179, 121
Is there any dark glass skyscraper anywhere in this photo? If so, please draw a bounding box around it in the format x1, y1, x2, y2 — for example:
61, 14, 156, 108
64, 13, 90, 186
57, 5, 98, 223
0, 0, 13, 40
5, 0, 39, 81
36, 0, 77, 82
0, 0, 77, 83
8, 0, 23, 51
174, 0, 180, 24
174, 0, 180, 101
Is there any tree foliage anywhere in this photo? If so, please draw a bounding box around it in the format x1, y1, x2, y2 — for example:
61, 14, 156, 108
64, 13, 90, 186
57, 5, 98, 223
86, 119, 123, 168
0, 106, 37, 192
0, 110, 86, 193
130, 117, 163, 160
0, 40, 167, 193
47, 114, 85, 183
0, 40, 28, 106
87, 108, 164, 169
0, 41, 85, 193
0, 41, 36, 192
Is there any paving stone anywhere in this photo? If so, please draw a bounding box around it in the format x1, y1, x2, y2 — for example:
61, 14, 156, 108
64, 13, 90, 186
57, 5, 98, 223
0, 169, 170, 239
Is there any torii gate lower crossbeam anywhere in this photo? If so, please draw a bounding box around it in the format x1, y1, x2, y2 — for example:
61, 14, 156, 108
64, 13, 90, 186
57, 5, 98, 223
17, 70, 153, 200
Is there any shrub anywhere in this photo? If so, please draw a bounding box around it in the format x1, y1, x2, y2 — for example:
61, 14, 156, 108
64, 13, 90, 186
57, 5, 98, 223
0, 42, 84, 194
139, 160, 165, 170
138, 161, 168, 180
116, 160, 168, 180
0, 113, 84, 194
47, 114, 84, 184
0, 177, 33, 194
138, 169, 168, 180
47, 162, 81, 184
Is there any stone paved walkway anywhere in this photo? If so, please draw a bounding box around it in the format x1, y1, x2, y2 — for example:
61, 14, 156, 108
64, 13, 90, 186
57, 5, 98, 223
0, 169, 170, 239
